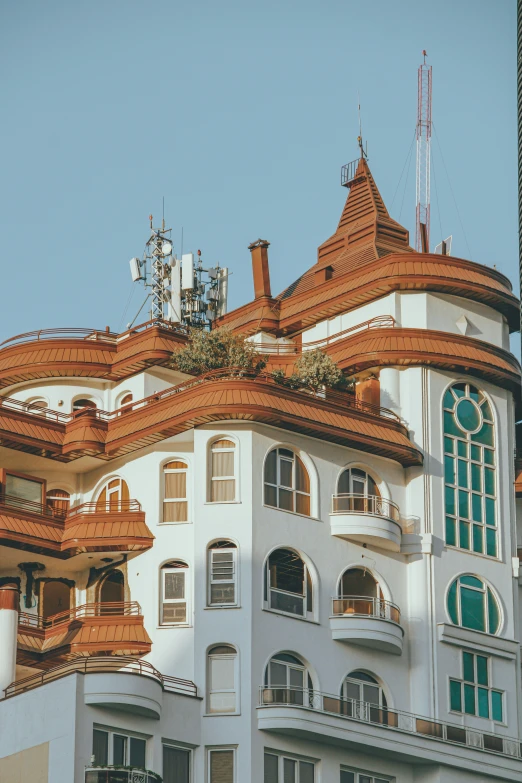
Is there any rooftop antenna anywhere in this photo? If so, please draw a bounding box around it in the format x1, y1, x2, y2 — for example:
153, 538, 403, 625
415, 50, 433, 253
357, 93, 368, 159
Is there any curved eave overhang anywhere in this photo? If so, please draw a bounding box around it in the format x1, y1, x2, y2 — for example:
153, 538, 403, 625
0, 325, 187, 390
325, 328, 521, 392
0, 378, 422, 468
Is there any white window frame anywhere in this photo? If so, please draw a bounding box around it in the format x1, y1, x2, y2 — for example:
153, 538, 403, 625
160, 561, 190, 626
340, 769, 392, 783
208, 543, 238, 608
92, 725, 148, 769
264, 549, 314, 621
207, 746, 236, 783
163, 742, 192, 783
206, 645, 239, 715
264, 750, 317, 782
208, 438, 237, 503
162, 459, 189, 523
264, 447, 311, 517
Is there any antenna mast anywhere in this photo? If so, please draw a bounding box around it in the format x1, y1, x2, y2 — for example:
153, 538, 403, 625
415, 50, 432, 253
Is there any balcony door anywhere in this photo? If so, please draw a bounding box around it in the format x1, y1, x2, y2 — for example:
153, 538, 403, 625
42, 580, 71, 619
99, 570, 124, 614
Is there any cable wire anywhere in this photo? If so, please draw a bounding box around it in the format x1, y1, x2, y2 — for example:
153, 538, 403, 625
390, 129, 416, 212
432, 123, 473, 259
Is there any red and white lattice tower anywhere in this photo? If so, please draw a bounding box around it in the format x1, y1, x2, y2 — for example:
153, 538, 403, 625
415, 51, 433, 253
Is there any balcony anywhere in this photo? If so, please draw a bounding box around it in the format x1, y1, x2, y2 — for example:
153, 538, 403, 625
17, 602, 152, 668
330, 596, 403, 655
258, 688, 522, 780
330, 493, 401, 552
85, 769, 161, 783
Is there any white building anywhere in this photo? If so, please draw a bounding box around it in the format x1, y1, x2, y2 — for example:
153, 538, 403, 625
0, 156, 521, 783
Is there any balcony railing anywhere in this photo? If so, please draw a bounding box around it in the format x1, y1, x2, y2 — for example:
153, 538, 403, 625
258, 687, 522, 760
67, 500, 142, 518
0, 494, 142, 521
332, 596, 401, 625
85, 766, 162, 783
18, 601, 142, 630
331, 493, 400, 523
4, 655, 197, 699
252, 316, 396, 355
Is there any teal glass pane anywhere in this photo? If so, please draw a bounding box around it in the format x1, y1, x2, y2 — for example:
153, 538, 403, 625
461, 586, 485, 631
491, 691, 503, 722
458, 490, 469, 519
473, 423, 494, 447
447, 581, 458, 624
444, 411, 463, 437
476, 656, 488, 686
487, 589, 500, 634
471, 464, 482, 492
444, 456, 455, 485
453, 383, 466, 398
459, 520, 470, 549
484, 448, 494, 466
450, 680, 462, 712
486, 527, 497, 558
456, 399, 481, 432
484, 468, 495, 496
468, 385, 480, 402
460, 575, 483, 588
445, 486, 456, 515
472, 493, 482, 522
457, 460, 468, 488
444, 388, 456, 408
477, 688, 489, 718
445, 517, 456, 547
472, 524, 484, 554
470, 444, 481, 461
485, 497, 496, 526
480, 399, 492, 420
463, 651, 475, 682
457, 440, 468, 458
444, 436, 454, 454
464, 683, 476, 714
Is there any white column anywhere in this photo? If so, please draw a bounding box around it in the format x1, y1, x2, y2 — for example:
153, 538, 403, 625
0, 585, 19, 696
380, 367, 400, 414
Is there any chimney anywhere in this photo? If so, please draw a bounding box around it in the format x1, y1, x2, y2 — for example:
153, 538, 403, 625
249, 239, 271, 299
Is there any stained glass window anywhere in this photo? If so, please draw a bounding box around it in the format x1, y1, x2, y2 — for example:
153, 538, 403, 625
443, 383, 497, 557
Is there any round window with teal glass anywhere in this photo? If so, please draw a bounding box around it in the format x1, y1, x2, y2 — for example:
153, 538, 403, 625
447, 575, 500, 635
443, 383, 497, 558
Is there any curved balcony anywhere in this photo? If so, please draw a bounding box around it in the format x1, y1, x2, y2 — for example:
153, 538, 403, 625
330, 596, 403, 655
85, 768, 161, 783
330, 494, 401, 552
17, 602, 152, 668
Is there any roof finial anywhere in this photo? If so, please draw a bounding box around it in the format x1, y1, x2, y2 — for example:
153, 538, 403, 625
357, 92, 368, 159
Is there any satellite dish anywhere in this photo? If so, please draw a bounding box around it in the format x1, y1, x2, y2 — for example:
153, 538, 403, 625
129, 257, 143, 282
162, 241, 172, 256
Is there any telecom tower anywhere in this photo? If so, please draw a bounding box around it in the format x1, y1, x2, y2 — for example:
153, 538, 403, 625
415, 51, 432, 253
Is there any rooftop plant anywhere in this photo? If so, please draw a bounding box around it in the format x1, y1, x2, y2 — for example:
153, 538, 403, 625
171, 326, 267, 375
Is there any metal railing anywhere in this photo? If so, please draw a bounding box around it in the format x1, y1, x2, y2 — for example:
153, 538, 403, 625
18, 601, 142, 630
66, 499, 142, 518
258, 687, 522, 760
0, 494, 142, 521
252, 316, 396, 355
0, 493, 67, 520
85, 768, 162, 783
331, 493, 401, 523
3, 655, 197, 699
331, 596, 401, 625
0, 327, 118, 348
341, 158, 363, 187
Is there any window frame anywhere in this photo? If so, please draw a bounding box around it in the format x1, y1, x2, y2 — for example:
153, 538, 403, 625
92, 725, 148, 769
162, 459, 189, 524
264, 447, 311, 517
207, 541, 239, 608
208, 438, 237, 503
264, 750, 316, 782
0, 468, 46, 507
446, 574, 501, 635
160, 561, 190, 626
163, 742, 192, 783
95, 476, 130, 511
449, 650, 504, 723
264, 548, 314, 621
207, 747, 236, 783
340, 769, 392, 783
206, 644, 239, 715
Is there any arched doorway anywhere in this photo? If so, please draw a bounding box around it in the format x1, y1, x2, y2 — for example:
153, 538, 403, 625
99, 570, 124, 615
42, 580, 71, 619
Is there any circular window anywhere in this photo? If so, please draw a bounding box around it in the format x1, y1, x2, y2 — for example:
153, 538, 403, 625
455, 398, 481, 433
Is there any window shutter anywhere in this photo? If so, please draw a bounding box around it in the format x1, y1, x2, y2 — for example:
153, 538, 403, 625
210, 750, 234, 783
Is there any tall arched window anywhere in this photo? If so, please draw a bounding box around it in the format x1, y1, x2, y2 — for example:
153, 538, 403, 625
46, 489, 70, 518
41, 580, 71, 619
264, 653, 313, 706
209, 439, 236, 502
207, 645, 237, 714
208, 541, 238, 607
335, 467, 380, 514
443, 383, 496, 557
264, 447, 310, 516
264, 548, 313, 619
342, 671, 387, 722
333, 567, 400, 622
163, 460, 188, 522
99, 570, 125, 614
447, 575, 500, 634
160, 561, 189, 625
96, 477, 130, 511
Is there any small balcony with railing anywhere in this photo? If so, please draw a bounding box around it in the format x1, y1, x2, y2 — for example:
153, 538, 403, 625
330, 493, 401, 552
330, 596, 403, 655
85, 767, 161, 783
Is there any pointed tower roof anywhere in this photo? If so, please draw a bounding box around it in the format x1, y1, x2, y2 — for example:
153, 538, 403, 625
280, 155, 413, 299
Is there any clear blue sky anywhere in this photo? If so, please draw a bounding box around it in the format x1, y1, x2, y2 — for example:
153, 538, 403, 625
0, 0, 516, 342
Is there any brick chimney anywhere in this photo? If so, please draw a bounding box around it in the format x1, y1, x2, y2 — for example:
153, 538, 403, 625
249, 239, 271, 299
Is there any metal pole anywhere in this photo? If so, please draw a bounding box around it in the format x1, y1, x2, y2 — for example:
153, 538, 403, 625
415, 53, 433, 253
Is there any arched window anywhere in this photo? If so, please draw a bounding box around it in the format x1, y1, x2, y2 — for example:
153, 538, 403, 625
41, 580, 71, 619
207, 645, 237, 714
443, 382, 496, 557
99, 570, 124, 615
342, 671, 387, 722
96, 477, 130, 511
264, 447, 310, 516
264, 548, 313, 619
120, 393, 133, 407
334, 567, 396, 621
208, 541, 238, 607
46, 489, 70, 518
160, 561, 189, 625
27, 399, 48, 413
209, 439, 236, 502
163, 461, 188, 522
264, 653, 313, 706
335, 467, 380, 514
73, 398, 97, 412
447, 575, 500, 634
